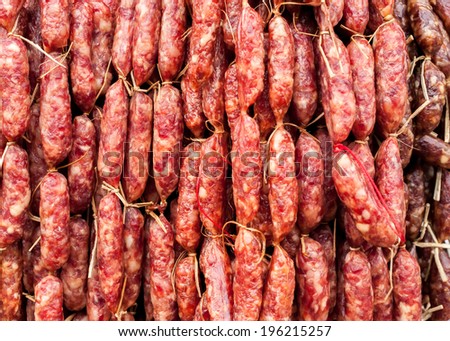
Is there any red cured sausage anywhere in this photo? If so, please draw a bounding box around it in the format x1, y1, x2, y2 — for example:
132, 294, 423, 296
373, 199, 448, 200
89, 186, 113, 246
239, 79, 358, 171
97, 80, 128, 188
373, 20, 408, 137
233, 228, 264, 321
34, 275, 64, 321
91, 0, 113, 95
332, 146, 401, 247
98, 193, 124, 314
434, 169, 450, 242
349, 141, 375, 179
27, 105, 46, 215
0, 242, 22, 320
405, 164, 426, 241
31, 228, 56, 291
158, 0, 186, 82
268, 15, 294, 124
0, 0, 24, 31
193, 294, 210, 321
430, 249, 450, 320
348, 37, 376, 140
202, 30, 226, 127
315, 128, 337, 222
176, 142, 202, 252
0, 144, 30, 248
290, 13, 318, 127
87, 263, 112, 321
153, 84, 184, 204
68, 115, 96, 214
175, 254, 200, 321
148, 214, 177, 321
430, 0, 450, 35
123, 93, 152, 203
61, 217, 89, 311
131, 0, 161, 86
393, 247, 422, 321
39, 53, 72, 168
314, 0, 345, 29
70, 1, 96, 113
296, 236, 330, 321
143, 219, 153, 321
343, 249, 373, 321
295, 133, 325, 234
375, 137, 406, 242
223, 0, 241, 51
121, 208, 144, 311
111, 0, 136, 77
181, 36, 205, 138
317, 33, 356, 143
25, 0, 42, 95
366, 246, 392, 320
232, 113, 261, 226
260, 245, 295, 320
187, 0, 223, 89
281, 225, 300, 260
198, 132, 227, 235
413, 59, 446, 134
414, 134, 450, 169
367, 0, 393, 32
200, 237, 233, 321
268, 127, 298, 243
0, 37, 30, 142
40, 172, 70, 271
343, 0, 369, 34
224, 63, 240, 142
254, 34, 276, 141
310, 224, 336, 312
236, 2, 264, 112
408, 0, 443, 56
40, 0, 69, 51
340, 207, 365, 248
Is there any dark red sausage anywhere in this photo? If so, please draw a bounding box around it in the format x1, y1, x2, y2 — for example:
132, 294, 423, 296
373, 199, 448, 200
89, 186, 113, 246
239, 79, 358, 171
131, 0, 161, 86
148, 214, 177, 321
343, 249, 373, 320
296, 236, 330, 321
176, 142, 202, 252
430, 0, 450, 35
434, 169, 450, 242
40, 0, 69, 51
232, 113, 261, 226
200, 237, 233, 321
414, 134, 450, 169
295, 133, 325, 234
198, 132, 227, 235
236, 2, 265, 113
175, 254, 200, 321
111, 0, 135, 77
121, 207, 144, 311
98, 193, 124, 314
68, 115, 96, 214
430, 248, 450, 320
40, 172, 70, 271
61, 217, 89, 311
260, 245, 295, 320
158, 0, 186, 81
268, 127, 298, 243
70, 1, 96, 113
0, 37, 30, 142
233, 228, 264, 320
153, 84, 184, 204
405, 164, 426, 241
39, 53, 72, 168
290, 13, 318, 127
34, 275, 64, 321
366, 247, 392, 321
373, 20, 408, 137
268, 15, 295, 124
348, 37, 376, 140
97, 80, 128, 188
0, 242, 22, 320
123, 92, 152, 203
0, 144, 30, 248
393, 247, 422, 321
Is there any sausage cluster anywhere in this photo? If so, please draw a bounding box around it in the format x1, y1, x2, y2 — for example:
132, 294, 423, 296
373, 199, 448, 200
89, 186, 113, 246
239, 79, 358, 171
1, 0, 450, 322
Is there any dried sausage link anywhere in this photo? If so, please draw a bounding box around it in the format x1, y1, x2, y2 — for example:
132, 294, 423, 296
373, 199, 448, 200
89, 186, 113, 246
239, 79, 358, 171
175, 254, 200, 321
34, 275, 64, 321
414, 134, 450, 170
0, 242, 22, 320
40, 0, 69, 51
434, 169, 450, 242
